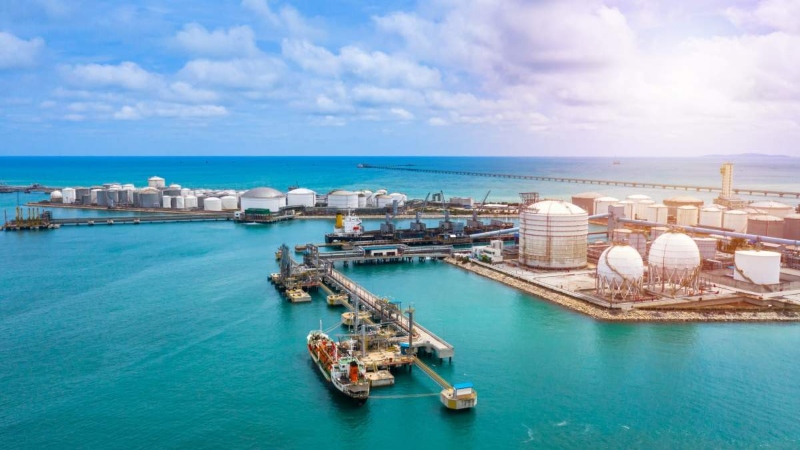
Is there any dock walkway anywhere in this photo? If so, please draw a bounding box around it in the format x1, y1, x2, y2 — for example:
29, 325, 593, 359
51, 214, 232, 226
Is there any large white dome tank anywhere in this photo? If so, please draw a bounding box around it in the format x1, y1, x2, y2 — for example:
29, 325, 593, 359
519, 200, 588, 269
734, 250, 781, 285
699, 207, 723, 228
723, 210, 749, 233
50, 190, 63, 203
240, 187, 286, 212
388, 193, 406, 206
203, 197, 222, 211
328, 190, 359, 209
593, 197, 619, 216
220, 195, 238, 210
647, 232, 701, 294
676, 205, 699, 226
749, 201, 794, 219
596, 244, 644, 300
287, 188, 316, 207
376, 194, 394, 208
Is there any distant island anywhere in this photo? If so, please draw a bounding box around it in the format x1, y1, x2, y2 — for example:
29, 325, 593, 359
702, 153, 792, 158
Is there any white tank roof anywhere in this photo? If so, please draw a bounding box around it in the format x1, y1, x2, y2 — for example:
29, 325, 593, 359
526, 200, 587, 215
784, 213, 800, 220
749, 214, 783, 222
288, 188, 315, 194
678, 205, 698, 210
725, 209, 749, 215
648, 232, 701, 270
750, 201, 793, 209
627, 194, 651, 200
148, 176, 164, 181
242, 187, 285, 198
598, 245, 644, 280
329, 190, 356, 196
573, 191, 604, 199
594, 196, 619, 202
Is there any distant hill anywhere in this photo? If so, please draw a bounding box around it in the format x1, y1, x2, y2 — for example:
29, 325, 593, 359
702, 153, 792, 158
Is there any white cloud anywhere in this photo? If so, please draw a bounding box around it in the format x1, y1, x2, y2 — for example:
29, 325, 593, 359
0, 32, 45, 69
178, 58, 283, 89
64, 61, 160, 90
113, 102, 229, 120
174, 23, 260, 57
427, 117, 448, 126
166, 82, 219, 103
726, 0, 800, 34
242, 0, 320, 38
281, 39, 340, 76
389, 108, 414, 120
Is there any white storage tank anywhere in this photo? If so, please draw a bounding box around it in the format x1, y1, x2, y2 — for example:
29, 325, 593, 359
204, 197, 222, 211
519, 200, 588, 269
162, 195, 172, 209
61, 188, 76, 204
169, 183, 181, 190
647, 232, 701, 295
747, 214, 784, 238
664, 195, 704, 218
784, 214, 800, 241
723, 210, 749, 233
734, 250, 781, 285
174, 196, 185, 209
571, 192, 604, 215
676, 205, 699, 226
375, 194, 395, 208
90, 188, 102, 205
357, 193, 367, 208
699, 207, 723, 228
389, 193, 406, 207
593, 197, 619, 216
328, 190, 359, 209
635, 199, 656, 220
749, 201, 794, 219
240, 187, 286, 212
650, 226, 669, 240
617, 200, 635, 220
646, 204, 669, 224
49, 190, 63, 203
148, 176, 165, 188
596, 244, 644, 301
184, 195, 198, 209
287, 188, 316, 207
693, 237, 717, 260
180, 188, 190, 197
220, 195, 238, 211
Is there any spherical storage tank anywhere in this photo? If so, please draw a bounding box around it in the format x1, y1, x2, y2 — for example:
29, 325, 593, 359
593, 197, 619, 216
287, 188, 316, 207
203, 197, 222, 211
571, 192, 604, 215
676, 205, 699, 226
240, 187, 286, 212
646, 204, 669, 224
699, 207, 723, 228
596, 244, 644, 301
734, 250, 781, 285
723, 210, 748, 233
220, 195, 239, 211
749, 201, 794, 219
747, 214, 784, 238
519, 200, 588, 269
784, 214, 800, 241
328, 190, 359, 209
647, 232, 701, 294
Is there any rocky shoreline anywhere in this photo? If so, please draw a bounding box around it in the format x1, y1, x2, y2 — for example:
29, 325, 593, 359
445, 257, 800, 323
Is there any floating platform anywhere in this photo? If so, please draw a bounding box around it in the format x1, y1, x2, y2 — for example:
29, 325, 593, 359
440, 383, 478, 410
286, 288, 311, 303
365, 370, 395, 387
327, 293, 348, 306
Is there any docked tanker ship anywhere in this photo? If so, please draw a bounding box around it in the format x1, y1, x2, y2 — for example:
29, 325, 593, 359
324, 210, 515, 244
307, 330, 370, 404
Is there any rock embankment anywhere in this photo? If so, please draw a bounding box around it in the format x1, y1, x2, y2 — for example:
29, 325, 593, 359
445, 258, 800, 323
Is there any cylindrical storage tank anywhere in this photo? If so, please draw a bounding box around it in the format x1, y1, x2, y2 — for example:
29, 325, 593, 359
519, 200, 588, 269
699, 207, 723, 228
96, 190, 108, 207
596, 244, 644, 299
162, 195, 172, 209
107, 189, 120, 206
627, 194, 652, 204
180, 188, 190, 197
139, 190, 160, 208
723, 210, 749, 233
90, 188, 101, 205
220, 195, 238, 211
164, 188, 182, 197
174, 196, 185, 209
328, 190, 359, 209
357, 193, 367, 208
286, 188, 316, 207
240, 187, 286, 212
61, 188, 76, 204
747, 215, 784, 238
693, 237, 717, 260
749, 201, 794, 219
617, 200, 635, 220
651, 226, 669, 240
784, 214, 800, 241
117, 190, 129, 205
376, 194, 394, 208
185, 195, 198, 209
196, 195, 206, 209
646, 204, 669, 224
571, 192, 604, 215
203, 197, 222, 211
635, 199, 656, 220
169, 184, 181, 189
389, 193, 405, 207
734, 250, 781, 285
74, 188, 90, 203
148, 176, 165, 188
676, 205, 699, 226
664, 195, 704, 218
122, 183, 135, 190
593, 197, 619, 216
49, 190, 63, 203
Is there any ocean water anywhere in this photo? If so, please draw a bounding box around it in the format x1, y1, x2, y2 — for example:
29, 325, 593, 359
2, 157, 800, 449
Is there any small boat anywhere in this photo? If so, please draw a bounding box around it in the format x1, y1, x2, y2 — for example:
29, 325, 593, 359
295, 244, 308, 253
440, 382, 478, 410
286, 288, 311, 303
327, 293, 348, 306
307, 331, 370, 403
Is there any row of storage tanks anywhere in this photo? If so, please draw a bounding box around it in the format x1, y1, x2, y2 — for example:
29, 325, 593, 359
517, 199, 782, 292
48, 176, 408, 212
571, 191, 800, 240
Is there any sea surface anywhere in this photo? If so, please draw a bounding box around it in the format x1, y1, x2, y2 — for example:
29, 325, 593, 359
2, 157, 800, 449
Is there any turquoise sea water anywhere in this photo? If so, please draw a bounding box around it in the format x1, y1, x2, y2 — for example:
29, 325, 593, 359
2, 157, 800, 449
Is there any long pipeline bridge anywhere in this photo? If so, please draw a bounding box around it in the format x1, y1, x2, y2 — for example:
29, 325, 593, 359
359, 164, 800, 199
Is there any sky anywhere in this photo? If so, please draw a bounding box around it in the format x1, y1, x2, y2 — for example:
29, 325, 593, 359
1, 0, 799, 157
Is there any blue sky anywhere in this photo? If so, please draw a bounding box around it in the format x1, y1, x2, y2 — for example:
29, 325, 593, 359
1, 0, 799, 156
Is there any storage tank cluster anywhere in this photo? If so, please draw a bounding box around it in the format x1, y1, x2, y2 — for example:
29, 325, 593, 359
519, 200, 588, 269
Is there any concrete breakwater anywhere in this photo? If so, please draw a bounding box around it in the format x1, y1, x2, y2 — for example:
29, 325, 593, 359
445, 258, 800, 323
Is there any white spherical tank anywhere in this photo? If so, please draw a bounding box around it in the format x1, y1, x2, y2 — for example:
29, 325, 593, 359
635, 199, 656, 220
749, 201, 794, 218
519, 200, 588, 269
203, 197, 222, 211
240, 187, 286, 212
699, 207, 723, 228
287, 188, 316, 207
723, 210, 749, 233
647, 232, 701, 294
162, 195, 172, 209
734, 250, 781, 285
328, 190, 359, 209
593, 197, 619, 216
49, 190, 63, 203
220, 195, 238, 211
646, 204, 669, 224
676, 205, 699, 226
596, 244, 644, 300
